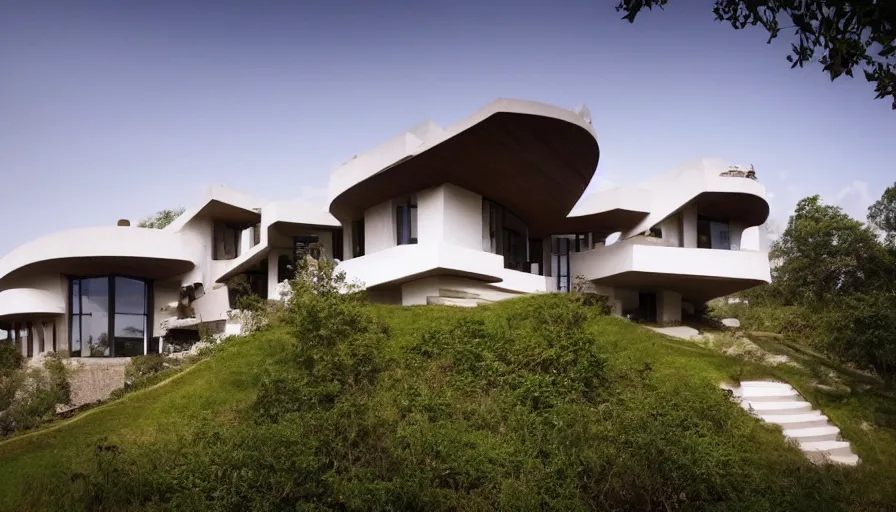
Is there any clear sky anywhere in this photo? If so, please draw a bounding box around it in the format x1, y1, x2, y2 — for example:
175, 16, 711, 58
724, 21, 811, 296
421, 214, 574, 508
1, 0, 893, 256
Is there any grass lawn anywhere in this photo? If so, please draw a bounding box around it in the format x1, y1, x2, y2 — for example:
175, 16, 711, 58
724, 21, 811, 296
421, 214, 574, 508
0, 296, 893, 510
0, 333, 288, 510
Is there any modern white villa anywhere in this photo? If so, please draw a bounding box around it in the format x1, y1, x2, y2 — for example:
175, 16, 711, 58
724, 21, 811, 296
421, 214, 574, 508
0, 98, 770, 359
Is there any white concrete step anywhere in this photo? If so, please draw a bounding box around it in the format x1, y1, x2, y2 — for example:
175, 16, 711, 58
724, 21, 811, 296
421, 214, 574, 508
723, 380, 860, 466
744, 400, 812, 416
800, 441, 854, 458
759, 412, 830, 429
783, 425, 841, 443
739, 387, 801, 402
827, 454, 860, 466
740, 380, 794, 389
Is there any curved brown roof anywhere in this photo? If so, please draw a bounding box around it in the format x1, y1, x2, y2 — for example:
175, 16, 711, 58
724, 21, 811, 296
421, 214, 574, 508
329, 100, 599, 238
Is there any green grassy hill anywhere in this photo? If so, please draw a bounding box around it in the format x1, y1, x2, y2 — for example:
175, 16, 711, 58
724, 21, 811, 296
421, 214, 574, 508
1, 295, 894, 511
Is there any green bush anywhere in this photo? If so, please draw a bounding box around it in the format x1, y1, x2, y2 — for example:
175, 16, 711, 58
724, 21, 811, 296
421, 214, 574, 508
0, 353, 72, 435
0, 342, 23, 373
820, 293, 896, 378
126, 354, 169, 381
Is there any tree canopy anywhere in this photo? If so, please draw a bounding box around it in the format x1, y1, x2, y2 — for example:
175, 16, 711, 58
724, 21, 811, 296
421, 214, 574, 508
868, 183, 896, 247
770, 195, 891, 305
728, 184, 896, 378
137, 207, 185, 229
616, 0, 896, 109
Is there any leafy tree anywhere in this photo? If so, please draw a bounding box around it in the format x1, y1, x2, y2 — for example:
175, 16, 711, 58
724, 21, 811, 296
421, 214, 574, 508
771, 195, 890, 305
868, 182, 896, 246
616, 0, 896, 108
137, 207, 185, 229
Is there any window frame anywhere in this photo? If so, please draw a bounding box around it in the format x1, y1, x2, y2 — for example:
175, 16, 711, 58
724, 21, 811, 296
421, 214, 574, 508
68, 275, 153, 358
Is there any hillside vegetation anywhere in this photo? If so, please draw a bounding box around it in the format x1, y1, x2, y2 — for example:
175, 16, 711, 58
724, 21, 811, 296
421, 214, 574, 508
715, 186, 896, 380
0, 265, 894, 510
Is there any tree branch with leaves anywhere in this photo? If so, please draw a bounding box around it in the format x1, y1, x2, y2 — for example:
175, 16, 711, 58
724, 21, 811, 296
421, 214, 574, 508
616, 0, 896, 108
137, 208, 185, 229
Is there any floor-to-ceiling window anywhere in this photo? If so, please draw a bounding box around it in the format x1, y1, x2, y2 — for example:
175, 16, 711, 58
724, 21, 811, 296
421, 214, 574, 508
69, 276, 152, 357
554, 237, 571, 292
482, 200, 530, 271
396, 196, 418, 245
113, 277, 149, 357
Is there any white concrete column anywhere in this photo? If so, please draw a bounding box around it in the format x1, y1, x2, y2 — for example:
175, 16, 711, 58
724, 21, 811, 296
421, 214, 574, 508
267, 249, 282, 299
364, 200, 396, 254
657, 290, 682, 325
341, 220, 353, 261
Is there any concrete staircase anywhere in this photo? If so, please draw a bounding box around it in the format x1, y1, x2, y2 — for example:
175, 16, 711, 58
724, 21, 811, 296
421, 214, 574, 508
724, 380, 859, 466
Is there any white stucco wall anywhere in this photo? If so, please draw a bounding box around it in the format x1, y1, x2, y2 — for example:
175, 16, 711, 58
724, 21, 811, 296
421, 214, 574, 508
442, 185, 483, 250
417, 187, 445, 245
410, 184, 483, 250
153, 281, 181, 337
364, 200, 396, 254
729, 221, 744, 251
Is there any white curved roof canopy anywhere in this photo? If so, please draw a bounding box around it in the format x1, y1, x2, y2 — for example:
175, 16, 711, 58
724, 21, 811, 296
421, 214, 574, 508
327, 98, 600, 236
0, 288, 65, 321
0, 226, 197, 286
621, 158, 770, 239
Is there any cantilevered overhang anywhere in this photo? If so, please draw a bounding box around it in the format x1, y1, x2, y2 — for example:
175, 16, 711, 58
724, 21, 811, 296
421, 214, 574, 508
599, 272, 768, 304
0, 288, 65, 321
196, 199, 260, 225
692, 191, 769, 227
0, 227, 196, 285
571, 242, 771, 303
328, 99, 599, 237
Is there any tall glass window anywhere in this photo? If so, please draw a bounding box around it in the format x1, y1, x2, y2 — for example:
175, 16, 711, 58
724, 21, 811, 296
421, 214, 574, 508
352, 219, 365, 257
396, 196, 418, 245
114, 277, 148, 357
69, 276, 151, 357
482, 200, 530, 271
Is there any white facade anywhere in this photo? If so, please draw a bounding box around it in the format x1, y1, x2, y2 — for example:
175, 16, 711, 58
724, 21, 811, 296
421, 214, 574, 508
0, 98, 771, 361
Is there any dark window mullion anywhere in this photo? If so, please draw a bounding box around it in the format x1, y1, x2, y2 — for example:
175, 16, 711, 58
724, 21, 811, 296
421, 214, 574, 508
146, 280, 153, 355
109, 276, 115, 357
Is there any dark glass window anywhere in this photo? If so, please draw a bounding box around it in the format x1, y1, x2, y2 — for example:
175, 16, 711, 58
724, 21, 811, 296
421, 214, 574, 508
69, 276, 151, 357
352, 219, 365, 257
113, 277, 148, 357
396, 196, 418, 245
483, 200, 530, 271
81, 278, 110, 357
554, 237, 571, 292
332, 229, 344, 261
697, 215, 730, 249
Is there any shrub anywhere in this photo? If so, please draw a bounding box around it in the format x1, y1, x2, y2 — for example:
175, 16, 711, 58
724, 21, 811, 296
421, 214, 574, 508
126, 354, 168, 381
0, 342, 23, 373
820, 293, 896, 378
253, 257, 385, 421
0, 354, 72, 435
42, 352, 71, 407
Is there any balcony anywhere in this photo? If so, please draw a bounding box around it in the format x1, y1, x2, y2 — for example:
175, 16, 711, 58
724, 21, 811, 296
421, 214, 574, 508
569, 238, 771, 302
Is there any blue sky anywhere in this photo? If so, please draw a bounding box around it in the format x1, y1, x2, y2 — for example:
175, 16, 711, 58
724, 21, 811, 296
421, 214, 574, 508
1, 0, 893, 255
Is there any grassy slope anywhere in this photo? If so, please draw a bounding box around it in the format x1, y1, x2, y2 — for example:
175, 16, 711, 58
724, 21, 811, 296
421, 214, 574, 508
0, 299, 893, 509
0, 334, 287, 510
